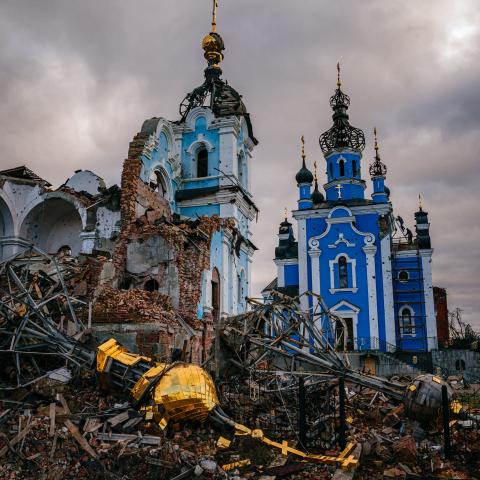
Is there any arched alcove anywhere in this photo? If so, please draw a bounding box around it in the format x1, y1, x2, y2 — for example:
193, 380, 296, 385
211, 268, 221, 323
20, 198, 83, 255
0, 196, 15, 260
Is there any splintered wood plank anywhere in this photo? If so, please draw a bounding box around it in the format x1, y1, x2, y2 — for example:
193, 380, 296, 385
49, 402, 56, 437
63, 419, 97, 459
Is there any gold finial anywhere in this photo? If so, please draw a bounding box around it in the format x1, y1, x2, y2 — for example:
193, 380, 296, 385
314, 160, 318, 182
284, 207, 288, 221
212, 0, 218, 33
301, 135, 305, 161
374, 126, 379, 157
202, 0, 224, 67
337, 62, 341, 88
418, 194, 423, 211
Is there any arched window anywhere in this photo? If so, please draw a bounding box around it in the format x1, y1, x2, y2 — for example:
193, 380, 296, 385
211, 268, 221, 323
197, 149, 208, 178
144, 279, 159, 292
149, 170, 168, 197
398, 270, 409, 283
400, 307, 414, 335
329, 162, 333, 178
237, 154, 246, 189
352, 160, 357, 177
339, 159, 345, 177
338, 256, 348, 289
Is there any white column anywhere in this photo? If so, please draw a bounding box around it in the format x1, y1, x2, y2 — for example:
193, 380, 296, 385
308, 249, 321, 296
297, 218, 308, 312
363, 244, 379, 342
275, 260, 285, 288
219, 128, 237, 184
420, 250, 437, 351
381, 235, 396, 349
80, 231, 96, 254
221, 237, 230, 316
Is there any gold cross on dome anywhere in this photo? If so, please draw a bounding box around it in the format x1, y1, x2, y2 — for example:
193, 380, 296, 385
212, 0, 218, 32
335, 184, 343, 199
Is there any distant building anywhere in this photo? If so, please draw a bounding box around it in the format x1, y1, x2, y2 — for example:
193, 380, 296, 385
267, 70, 438, 352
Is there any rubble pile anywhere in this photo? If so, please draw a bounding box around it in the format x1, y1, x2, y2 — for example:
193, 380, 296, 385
343, 381, 480, 479
0, 373, 228, 480
93, 286, 175, 325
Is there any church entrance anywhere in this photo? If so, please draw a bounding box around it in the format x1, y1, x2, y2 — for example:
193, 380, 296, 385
335, 317, 354, 351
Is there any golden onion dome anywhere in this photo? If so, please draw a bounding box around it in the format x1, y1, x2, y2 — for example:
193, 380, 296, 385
202, 31, 224, 66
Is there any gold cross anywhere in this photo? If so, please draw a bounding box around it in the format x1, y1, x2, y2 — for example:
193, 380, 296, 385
335, 184, 343, 199
212, 0, 218, 32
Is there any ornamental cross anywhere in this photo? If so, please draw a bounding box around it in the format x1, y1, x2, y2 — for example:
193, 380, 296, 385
335, 184, 343, 199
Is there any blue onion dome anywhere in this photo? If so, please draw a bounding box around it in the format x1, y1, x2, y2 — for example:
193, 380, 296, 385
311, 179, 325, 204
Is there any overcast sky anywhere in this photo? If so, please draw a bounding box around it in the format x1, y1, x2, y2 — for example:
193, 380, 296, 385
0, 0, 479, 326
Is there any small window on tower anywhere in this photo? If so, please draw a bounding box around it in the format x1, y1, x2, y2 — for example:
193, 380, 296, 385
197, 149, 208, 178
352, 160, 357, 177
398, 270, 409, 283
339, 159, 345, 177
338, 256, 348, 289
329, 162, 333, 178
400, 307, 414, 335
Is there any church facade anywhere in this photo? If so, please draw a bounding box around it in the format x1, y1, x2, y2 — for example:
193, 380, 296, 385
271, 73, 437, 353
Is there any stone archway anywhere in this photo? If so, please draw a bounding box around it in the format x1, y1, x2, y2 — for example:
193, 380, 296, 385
20, 198, 83, 255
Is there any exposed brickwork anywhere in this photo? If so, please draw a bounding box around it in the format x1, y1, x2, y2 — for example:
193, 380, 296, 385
434, 286, 449, 345
90, 128, 225, 361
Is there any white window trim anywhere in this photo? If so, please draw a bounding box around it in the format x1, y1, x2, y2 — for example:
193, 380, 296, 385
329, 253, 358, 293
399, 305, 416, 337
330, 300, 360, 349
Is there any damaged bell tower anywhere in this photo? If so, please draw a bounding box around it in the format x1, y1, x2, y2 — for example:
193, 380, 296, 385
0, 2, 258, 364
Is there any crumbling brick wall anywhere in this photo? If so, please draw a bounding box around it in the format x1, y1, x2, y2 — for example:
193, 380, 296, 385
90, 128, 225, 362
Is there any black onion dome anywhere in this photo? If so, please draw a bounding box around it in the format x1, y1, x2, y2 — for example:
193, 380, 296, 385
179, 66, 257, 145
295, 157, 314, 184
369, 154, 387, 177
311, 180, 324, 204
279, 219, 292, 234
319, 87, 365, 155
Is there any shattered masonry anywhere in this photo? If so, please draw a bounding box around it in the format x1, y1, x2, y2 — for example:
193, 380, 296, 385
0, 125, 236, 363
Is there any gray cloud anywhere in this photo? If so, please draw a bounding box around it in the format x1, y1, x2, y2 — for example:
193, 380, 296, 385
0, 0, 478, 326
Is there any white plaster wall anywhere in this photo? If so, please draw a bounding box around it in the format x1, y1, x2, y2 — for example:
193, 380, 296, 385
95, 206, 121, 239
65, 170, 106, 196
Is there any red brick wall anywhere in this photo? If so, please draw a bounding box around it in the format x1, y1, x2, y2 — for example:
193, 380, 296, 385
434, 286, 449, 345
90, 127, 224, 363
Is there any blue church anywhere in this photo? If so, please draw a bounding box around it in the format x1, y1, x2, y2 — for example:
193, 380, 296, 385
268, 69, 437, 353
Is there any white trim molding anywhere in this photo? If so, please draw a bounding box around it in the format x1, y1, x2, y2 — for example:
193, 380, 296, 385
330, 300, 360, 348
328, 233, 355, 249
381, 234, 396, 347
363, 243, 379, 340
308, 249, 321, 296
